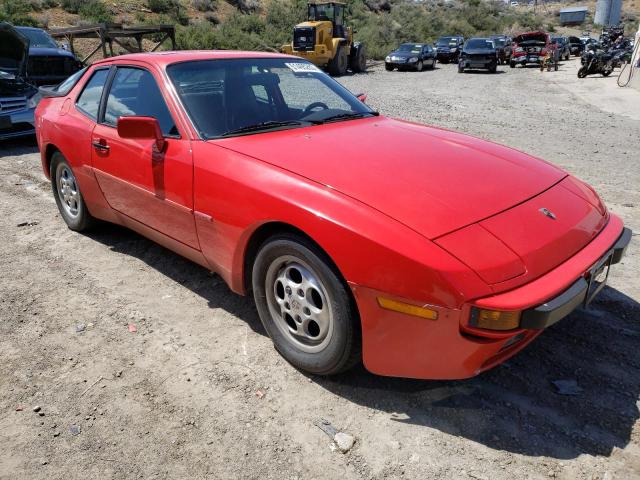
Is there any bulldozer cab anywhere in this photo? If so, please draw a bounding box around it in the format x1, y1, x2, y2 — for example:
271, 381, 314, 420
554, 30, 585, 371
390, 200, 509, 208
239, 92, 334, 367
308, 2, 346, 38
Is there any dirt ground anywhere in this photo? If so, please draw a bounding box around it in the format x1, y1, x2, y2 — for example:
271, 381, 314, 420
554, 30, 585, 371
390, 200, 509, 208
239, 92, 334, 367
0, 56, 639, 480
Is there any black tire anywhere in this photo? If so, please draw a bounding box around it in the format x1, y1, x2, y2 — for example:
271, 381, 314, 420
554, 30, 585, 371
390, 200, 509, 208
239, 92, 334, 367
385, 63, 393, 71
577, 66, 588, 78
429, 58, 436, 69
489, 63, 497, 73
252, 234, 361, 376
328, 44, 348, 76
458, 63, 464, 73
509, 60, 515, 68
416, 60, 423, 72
50, 151, 95, 231
349, 43, 366, 73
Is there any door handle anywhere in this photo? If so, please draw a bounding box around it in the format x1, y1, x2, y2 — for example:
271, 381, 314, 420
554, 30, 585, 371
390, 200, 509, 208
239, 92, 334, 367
92, 140, 109, 151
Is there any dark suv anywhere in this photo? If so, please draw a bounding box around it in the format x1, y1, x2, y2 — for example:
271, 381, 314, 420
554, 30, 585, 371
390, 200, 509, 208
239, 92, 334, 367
489, 35, 512, 64
15, 26, 82, 85
435, 36, 464, 63
551, 36, 571, 61
567, 36, 585, 56
458, 38, 499, 73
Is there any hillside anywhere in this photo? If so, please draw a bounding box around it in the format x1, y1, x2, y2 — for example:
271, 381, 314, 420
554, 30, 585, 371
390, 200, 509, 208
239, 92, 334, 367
1, 0, 638, 60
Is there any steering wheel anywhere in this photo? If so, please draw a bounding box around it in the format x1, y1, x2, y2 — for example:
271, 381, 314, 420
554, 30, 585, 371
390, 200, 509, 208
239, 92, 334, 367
303, 102, 329, 114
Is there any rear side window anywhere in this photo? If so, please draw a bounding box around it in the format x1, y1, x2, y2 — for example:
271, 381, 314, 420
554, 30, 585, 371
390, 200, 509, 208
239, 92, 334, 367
76, 68, 109, 120
104, 67, 178, 136
55, 67, 87, 95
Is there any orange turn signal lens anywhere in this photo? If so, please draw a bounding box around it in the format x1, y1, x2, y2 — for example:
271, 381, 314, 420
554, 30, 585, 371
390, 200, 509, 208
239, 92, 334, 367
377, 297, 439, 320
472, 308, 521, 331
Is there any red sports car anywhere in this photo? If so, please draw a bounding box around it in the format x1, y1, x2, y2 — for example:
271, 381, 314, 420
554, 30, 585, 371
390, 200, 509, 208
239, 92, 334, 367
35, 51, 631, 379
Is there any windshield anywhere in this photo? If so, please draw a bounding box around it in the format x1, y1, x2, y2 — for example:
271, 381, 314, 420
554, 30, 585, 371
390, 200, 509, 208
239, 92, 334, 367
167, 58, 375, 139
397, 44, 422, 53
466, 39, 493, 49
16, 28, 58, 48
492, 39, 506, 47
436, 37, 458, 46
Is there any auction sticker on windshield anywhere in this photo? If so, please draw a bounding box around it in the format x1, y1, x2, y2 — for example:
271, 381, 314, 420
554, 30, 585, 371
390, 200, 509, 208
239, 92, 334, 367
285, 62, 322, 73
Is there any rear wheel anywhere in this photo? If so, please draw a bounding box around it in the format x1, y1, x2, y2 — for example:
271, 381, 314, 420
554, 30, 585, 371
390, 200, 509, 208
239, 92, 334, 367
509, 60, 515, 68
252, 234, 360, 375
328, 44, 348, 76
458, 63, 464, 73
51, 151, 95, 231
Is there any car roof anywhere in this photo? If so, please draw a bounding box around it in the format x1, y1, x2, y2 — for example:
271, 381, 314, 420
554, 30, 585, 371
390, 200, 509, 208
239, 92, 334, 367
15, 26, 45, 31
90, 50, 295, 68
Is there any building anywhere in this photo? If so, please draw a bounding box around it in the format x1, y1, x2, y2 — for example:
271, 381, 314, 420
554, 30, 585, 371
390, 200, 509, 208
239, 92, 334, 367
559, 7, 589, 26
595, 0, 622, 27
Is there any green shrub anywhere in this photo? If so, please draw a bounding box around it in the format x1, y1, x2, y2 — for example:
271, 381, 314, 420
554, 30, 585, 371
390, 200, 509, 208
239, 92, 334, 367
78, 0, 112, 23
192, 0, 215, 12
61, 0, 82, 13
146, 0, 178, 13
0, 0, 40, 26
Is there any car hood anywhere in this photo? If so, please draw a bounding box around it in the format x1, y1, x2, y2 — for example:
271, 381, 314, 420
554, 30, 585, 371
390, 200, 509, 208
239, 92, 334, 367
514, 32, 548, 44
0, 22, 28, 79
463, 48, 496, 55
215, 117, 566, 239
28, 46, 75, 58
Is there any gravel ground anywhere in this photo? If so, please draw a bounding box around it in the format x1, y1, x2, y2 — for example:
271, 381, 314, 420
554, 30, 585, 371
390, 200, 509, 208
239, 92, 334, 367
0, 57, 639, 480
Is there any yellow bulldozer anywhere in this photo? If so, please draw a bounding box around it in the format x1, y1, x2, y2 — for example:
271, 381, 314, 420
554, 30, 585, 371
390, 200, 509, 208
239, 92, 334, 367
281, 1, 366, 76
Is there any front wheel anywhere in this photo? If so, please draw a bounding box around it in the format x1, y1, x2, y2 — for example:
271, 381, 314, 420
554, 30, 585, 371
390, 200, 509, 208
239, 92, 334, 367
458, 63, 464, 73
328, 45, 348, 76
51, 152, 95, 231
416, 60, 423, 72
509, 60, 515, 68
577, 66, 588, 78
252, 234, 360, 375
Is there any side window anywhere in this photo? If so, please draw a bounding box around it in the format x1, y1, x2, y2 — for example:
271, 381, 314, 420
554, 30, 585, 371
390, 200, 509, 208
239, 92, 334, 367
76, 68, 109, 120
104, 67, 178, 137
251, 84, 269, 103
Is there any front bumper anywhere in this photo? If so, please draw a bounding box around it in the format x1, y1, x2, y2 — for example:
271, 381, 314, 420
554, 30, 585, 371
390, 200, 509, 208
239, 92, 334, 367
0, 107, 36, 140
512, 54, 542, 64
386, 60, 419, 69
460, 58, 496, 69
436, 51, 458, 61
354, 215, 630, 380
518, 227, 631, 329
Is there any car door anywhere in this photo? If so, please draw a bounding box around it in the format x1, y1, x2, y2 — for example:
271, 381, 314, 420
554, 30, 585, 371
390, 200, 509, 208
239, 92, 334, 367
90, 64, 199, 249
426, 45, 435, 65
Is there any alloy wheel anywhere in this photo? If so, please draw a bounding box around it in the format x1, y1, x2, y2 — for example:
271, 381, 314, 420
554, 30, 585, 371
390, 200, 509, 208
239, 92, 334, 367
265, 255, 334, 353
57, 164, 80, 218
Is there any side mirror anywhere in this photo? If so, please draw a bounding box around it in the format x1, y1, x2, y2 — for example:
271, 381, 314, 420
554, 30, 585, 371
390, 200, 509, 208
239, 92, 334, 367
117, 116, 166, 152
355, 93, 367, 103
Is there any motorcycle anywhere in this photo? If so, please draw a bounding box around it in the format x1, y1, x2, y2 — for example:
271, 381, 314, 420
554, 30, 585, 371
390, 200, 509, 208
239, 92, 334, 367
578, 48, 615, 78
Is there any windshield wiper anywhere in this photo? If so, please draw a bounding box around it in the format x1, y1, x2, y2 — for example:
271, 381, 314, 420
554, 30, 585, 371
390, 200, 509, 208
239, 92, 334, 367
220, 120, 308, 137
309, 111, 379, 125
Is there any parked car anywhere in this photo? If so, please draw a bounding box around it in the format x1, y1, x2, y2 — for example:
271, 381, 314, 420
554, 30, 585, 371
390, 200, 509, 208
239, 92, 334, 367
14, 26, 82, 86
458, 38, 499, 73
489, 35, 512, 64
35, 51, 631, 380
0, 22, 41, 140
567, 36, 585, 56
551, 36, 571, 61
510, 31, 553, 68
385, 43, 436, 71
434, 36, 464, 63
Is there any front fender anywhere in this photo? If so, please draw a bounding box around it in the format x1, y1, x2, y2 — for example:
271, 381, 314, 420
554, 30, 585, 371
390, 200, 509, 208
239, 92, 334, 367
192, 142, 491, 308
